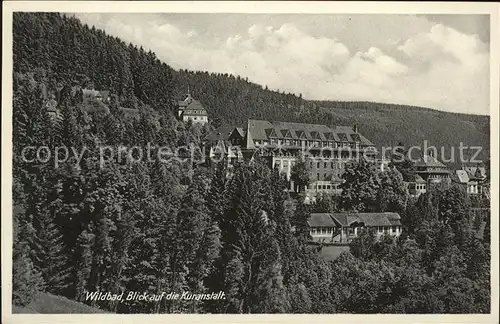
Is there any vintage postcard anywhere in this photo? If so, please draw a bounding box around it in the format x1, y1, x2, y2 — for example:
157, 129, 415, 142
2, 1, 499, 324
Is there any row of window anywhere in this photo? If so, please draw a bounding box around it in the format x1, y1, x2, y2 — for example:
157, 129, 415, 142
257, 139, 360, 148
310, 161, 346, 170
310, 226, 401, 235
308, 183, 339, 190
310, 227, 336, 235
377, 226, 400, 234
274, 160, 294, 169
186, 116, 208, 121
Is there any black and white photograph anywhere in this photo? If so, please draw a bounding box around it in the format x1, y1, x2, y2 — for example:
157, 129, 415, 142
2, 1, 499, 321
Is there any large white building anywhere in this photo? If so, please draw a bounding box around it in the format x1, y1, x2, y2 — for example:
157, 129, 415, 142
205, 119, 378, 202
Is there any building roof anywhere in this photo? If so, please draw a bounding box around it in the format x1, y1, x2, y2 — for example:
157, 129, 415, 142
329, 212, 401, 227
182, 100, 208, 116
463, 166, 487, 180
82, 88, 100, 97
234, 127, 245, 137
178, 93, 193, 107
307, 213, 337, 228
455, 170, 470, 183
178, 93, 208, 117
245, 119, 374, 146
415, 154, 446, 168
414, 174, 426, 184
204, 126, 235, 143
97, 90, 110, 99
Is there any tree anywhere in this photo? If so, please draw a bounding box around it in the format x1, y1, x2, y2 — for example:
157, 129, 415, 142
390, 142, 416, 182
290, 159, 310, 193
349, 228, 377, 260
32, 209, 71, 295
12, 183, 45, 306
339, 159, 380, 212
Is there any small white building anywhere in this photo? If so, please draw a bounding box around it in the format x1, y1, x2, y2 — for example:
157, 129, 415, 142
177, 93, 209, 125
455, 169, 484, 195
408, 174, 427, 197
308, 212, 402, 243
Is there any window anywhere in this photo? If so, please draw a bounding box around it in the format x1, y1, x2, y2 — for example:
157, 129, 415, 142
317, 173, 320, 180
317, 162, 320, 168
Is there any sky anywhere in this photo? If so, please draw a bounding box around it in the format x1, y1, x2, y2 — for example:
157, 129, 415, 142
75, 13, 490, 115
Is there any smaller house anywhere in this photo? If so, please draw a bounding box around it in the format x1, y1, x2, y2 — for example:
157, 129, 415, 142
414, 153, 450, 183
307, 213, 338, 242
82, 88, 111, 103
308, 212, 402, 243
95, 90, 110, 102
45, 97, 59, 120
408, 174, 427, 197
454, 167, 485, 195
177, 92, 209, 125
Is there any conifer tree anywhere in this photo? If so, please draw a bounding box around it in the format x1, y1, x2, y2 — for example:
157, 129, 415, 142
32, 209, 71, 295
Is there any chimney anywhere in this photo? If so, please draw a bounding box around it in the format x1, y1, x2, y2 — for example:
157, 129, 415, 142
353, 124, 358, 133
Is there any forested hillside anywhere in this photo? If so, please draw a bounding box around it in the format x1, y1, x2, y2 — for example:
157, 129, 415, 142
11, 12, 490, 314
13, 13, 489, 168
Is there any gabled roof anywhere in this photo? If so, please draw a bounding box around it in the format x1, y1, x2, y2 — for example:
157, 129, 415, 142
310, 131, 322, 140
265, 128, 279, 138
295, 130, 306, 139
281, 129, 292, 138
244, 119, 375, 146
350, 133, 361, 142
464, 166, 487, 179
335, 125, 374, 146
178, 93, 194, 107
324, 132, 337, 141
330, 212, 401, 227
204, 126, 234, 143
337, 133, 348, 142
181, 99, 208, 117
414, 174, 426, 184
456, 170, 470, 183
307, 213, 337, 228
234, 127, 245, 137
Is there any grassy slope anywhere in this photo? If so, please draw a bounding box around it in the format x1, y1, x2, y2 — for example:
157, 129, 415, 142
12, 293, 110, 314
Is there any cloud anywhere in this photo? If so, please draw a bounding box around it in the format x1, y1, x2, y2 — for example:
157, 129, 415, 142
75, 14, 490, 115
